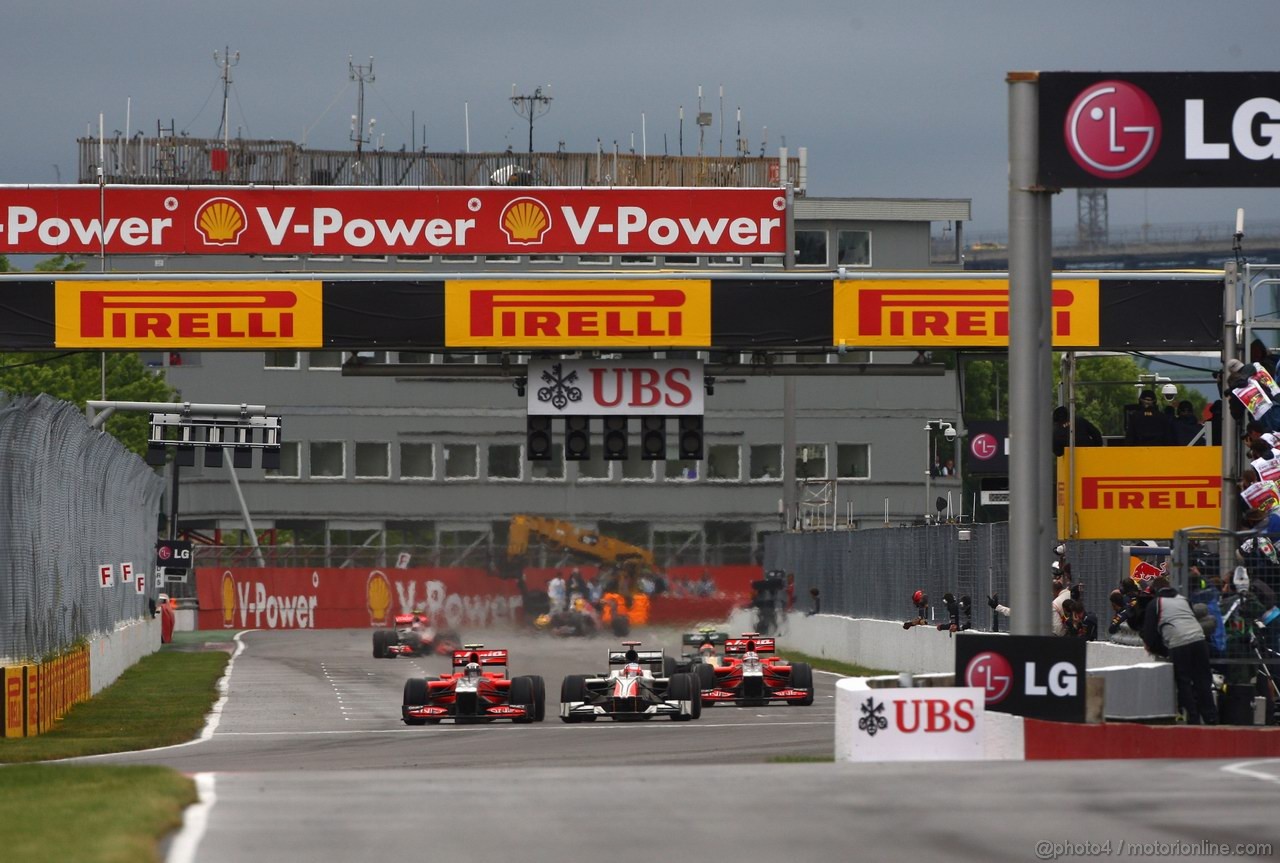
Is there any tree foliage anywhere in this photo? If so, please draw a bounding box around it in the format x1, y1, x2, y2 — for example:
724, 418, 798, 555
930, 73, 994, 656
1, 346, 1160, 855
0, 353, 178, 457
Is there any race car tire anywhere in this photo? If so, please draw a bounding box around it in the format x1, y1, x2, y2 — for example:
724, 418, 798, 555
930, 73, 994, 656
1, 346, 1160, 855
402, 678, 430, 726
610, 615, 631, 637
560, 674, 593, 723
667, 673, 697, 721
528, 675, 547, 722
372, 629, 387, 658
695, 662, 716, 690
663, 655, 677, 678
789, 662, 815, 706
509, 676, 536, 723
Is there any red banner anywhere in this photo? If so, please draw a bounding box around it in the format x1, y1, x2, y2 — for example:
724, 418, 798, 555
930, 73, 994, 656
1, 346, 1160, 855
194, 566, 752, 631
0, 186, 786, 256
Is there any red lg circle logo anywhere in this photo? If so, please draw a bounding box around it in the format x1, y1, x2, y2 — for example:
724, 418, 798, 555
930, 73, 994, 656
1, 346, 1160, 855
965, 651, 1013, 704
1064, 80, 1162, 179
970, 433, 999, 461
158, 546, 172, 560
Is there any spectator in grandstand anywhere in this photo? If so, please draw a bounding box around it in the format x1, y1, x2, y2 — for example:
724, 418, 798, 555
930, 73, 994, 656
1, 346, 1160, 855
1142, 576, 1218, 725
1251, 337, 1276, 377
1051, 567, 1074, 636
1052, 406, 1103, 457
1172, 400, 1205, 446
697, 570, 716, 597
547, 572, 566, 614
806, 587, 821, 617
1125, 389, 1176, 446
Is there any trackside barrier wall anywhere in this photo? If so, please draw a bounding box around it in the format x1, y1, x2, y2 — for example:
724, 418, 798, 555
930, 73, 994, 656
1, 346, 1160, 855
0, 643, 92, 738
727, 607, 1176, 720
0, 394, 165, 734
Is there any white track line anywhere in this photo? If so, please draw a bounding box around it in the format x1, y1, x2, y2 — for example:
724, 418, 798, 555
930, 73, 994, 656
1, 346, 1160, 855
166, 772, 216, 863
1221, 758, 1280, 785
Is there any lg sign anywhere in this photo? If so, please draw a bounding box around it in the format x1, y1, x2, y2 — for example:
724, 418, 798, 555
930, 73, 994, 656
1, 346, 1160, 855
1040, 72, 1280, 188
955, 635, 1086, 722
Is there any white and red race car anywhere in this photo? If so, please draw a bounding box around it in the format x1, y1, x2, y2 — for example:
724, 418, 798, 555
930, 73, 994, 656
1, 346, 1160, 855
373, 613, 461, 658
401, 645, 546, 724
560, 642, 702, 722
696, 633, 814, 706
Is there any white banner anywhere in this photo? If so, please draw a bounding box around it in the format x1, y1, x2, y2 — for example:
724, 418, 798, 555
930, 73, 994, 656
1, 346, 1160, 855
836, 682, 984, 762
526, 358, 704, 416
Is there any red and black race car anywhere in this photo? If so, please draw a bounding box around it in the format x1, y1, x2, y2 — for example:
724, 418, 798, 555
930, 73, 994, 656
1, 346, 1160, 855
696, 633, 814, 706
373, 613, 461, 658
401, 645, 546, 724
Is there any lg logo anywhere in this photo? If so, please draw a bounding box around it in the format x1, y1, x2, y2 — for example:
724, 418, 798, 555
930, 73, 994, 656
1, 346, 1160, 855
969, 433, 1000, 461
1065, 81, 1162, 179
964, 651, 1078, 704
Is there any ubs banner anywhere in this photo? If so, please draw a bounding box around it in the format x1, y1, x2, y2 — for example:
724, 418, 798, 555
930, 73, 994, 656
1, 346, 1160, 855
1038, 72, 1280, 188
1056, 446, 1222, 540
956, 634, 1086, 723
836, 682, 984, 762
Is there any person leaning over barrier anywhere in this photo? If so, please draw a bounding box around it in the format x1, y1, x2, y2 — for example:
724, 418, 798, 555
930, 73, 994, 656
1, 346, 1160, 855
1142, 576, 1218, 725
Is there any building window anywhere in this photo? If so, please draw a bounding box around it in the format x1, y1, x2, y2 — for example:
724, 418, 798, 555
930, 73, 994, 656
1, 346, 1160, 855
837, 230, 872, 267
442, 353, 478, 365
664, 458, 699, 482
265, 351, 298, 369
443, 443, 479, 479
488, 443, 522, 480
835, 350, 873, 364
708, 255, 743, 266
350, 350, 388, 364
397, 351, 434, 364
440, 255, 478, 263
308, 351, 342, 370
837, 443, 871, 479
795, 444, 828, 480
265, 441, 300, 479
354, 442, 390, 478
484, 254, 518, 263
400, 443, 435, 479
529, 255, 564, 264
750, 445, 782, 480
577, 255, 613, 265
664, 255, 700, 266
620, 255, 656, 266
707, 444, 741, 481
794, 230, 827, 266
309, 441, 345, 478
529, 447, 565, 481
577, 450, 612, 480
621, 446, 655, 481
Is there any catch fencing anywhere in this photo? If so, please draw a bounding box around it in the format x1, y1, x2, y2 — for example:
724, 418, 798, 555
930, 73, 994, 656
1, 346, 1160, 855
764, 523, 1126, 631
0, 394, 165, 663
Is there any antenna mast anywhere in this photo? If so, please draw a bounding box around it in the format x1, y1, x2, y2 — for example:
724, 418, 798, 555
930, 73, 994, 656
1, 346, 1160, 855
214, 46, 240, 149
510, 84, 552, 154
349, 56, 376, 155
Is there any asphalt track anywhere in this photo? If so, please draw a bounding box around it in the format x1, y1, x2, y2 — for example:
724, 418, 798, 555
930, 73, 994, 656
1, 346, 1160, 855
81, 627, 1280, 862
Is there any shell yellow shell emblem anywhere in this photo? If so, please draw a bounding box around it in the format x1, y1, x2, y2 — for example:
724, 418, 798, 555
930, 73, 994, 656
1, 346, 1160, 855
499, 197, 551, 245
367, 571, 392, 625
220, 572, 236, 628
195, 197, 248, 245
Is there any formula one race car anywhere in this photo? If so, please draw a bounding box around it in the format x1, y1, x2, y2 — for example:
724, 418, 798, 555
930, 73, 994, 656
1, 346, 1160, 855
373, 613, 461, 658
697, 633, 814, 706
672, 625, 729, 674
401, 645, 546, 725
560, 642, 702, 723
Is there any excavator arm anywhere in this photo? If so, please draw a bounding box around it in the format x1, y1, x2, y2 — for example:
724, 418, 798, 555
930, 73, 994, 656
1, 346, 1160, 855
507, 514, 655, 568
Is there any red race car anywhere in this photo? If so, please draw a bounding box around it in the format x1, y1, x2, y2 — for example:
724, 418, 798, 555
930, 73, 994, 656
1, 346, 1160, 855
373, 613, 461, 658
696, 633, 814, 706
401, 645, 546, 725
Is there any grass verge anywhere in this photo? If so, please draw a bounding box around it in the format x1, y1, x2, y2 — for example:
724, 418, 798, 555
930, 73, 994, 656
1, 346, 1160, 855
782, 649, 893, 679
0, 648, 229, 763
0, 765, 196, 863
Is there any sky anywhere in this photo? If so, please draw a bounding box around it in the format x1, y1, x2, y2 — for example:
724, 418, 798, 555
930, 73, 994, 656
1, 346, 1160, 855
3, 0, 1279, 238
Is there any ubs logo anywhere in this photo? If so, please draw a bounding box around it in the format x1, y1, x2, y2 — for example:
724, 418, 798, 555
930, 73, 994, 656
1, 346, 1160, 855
1064, 81, 1162, 179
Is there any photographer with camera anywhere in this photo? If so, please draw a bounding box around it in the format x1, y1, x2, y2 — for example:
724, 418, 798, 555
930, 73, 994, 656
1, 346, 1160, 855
1143, 575, 1218, 725
750, 572, 786, 636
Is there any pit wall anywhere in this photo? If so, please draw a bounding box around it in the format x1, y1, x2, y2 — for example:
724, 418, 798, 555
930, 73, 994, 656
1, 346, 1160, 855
733, 609, 1176, 720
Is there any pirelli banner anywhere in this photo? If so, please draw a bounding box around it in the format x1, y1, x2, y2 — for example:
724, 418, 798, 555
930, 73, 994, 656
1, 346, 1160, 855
0, 275, 1220, 351
1056, 446, 1222, 540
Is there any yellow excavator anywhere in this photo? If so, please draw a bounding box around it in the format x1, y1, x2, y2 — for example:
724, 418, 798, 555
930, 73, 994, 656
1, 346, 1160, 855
506, 515, 657, 635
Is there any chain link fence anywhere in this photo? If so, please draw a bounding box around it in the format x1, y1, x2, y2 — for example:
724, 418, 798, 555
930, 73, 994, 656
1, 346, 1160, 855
764, 524, 1126, 631
0, 394, 165, 663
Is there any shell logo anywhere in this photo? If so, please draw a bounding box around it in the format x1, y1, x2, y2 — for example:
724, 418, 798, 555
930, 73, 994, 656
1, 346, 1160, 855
499, 197, 552, 245
367, 571, 392, 625
220, 571, 237, 628
195, 197, 249, 245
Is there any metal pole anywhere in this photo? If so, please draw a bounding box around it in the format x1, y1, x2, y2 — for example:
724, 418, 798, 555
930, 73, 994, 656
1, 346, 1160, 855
782, 377, 797, 529
1222, 262, 1240, 545
1066, 351, 1077, 538
168, 461, 181, 541
1008, 71, 1052, 636
924, 424, 932, 521
225, 449, 266, 567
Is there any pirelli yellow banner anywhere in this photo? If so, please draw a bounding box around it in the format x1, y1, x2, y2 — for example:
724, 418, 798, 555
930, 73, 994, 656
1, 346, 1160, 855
54, 280, 325, 348
444, 279, 712, 348
1057, 446, 1222, 540
834, 279, 1100, 347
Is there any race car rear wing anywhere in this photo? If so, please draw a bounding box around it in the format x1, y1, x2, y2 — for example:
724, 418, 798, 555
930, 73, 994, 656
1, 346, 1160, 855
607, 650, 665, 671
393, 613, 427, 625
681, 631, 728, 646
451, 648, 509, 667
724, 638, 775, 654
